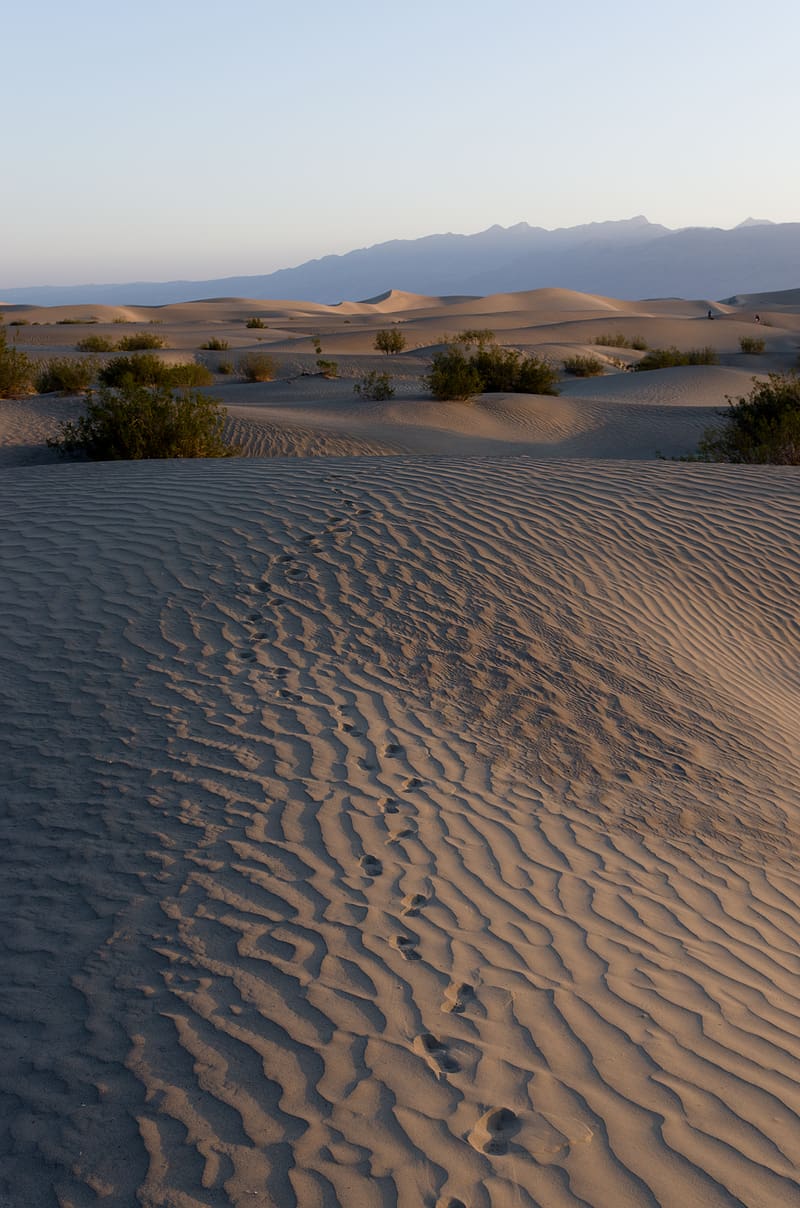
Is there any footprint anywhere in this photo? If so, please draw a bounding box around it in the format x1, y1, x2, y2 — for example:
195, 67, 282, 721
437, 1200, 466, 1208
383, 743, 402, 757
470, 1108, 519, 1156
379, 797, 400, 815
360, 855, 383, 878
414, 1032, 460, 1076
386, 824, 417, 844
402, 892, 427, 917
391, 934, 420, 961
442, 981, 475, 1015
237, 650, 256, 661
403, 776, 422, 791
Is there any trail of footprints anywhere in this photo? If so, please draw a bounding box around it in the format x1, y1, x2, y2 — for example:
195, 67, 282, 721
236, 491, 518, 1178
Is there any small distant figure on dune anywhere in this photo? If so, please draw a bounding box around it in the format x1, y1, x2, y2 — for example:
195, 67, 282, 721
755, 313, 761, 324
707, 309, 714, 320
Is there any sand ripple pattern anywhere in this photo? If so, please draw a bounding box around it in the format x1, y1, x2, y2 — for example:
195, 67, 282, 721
2, 458, 800, 1207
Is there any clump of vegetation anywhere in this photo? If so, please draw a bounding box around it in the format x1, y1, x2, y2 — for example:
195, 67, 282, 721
424, 347, 485, 401
739, 336, 766, 354
56, 317, 97, 325
0, 330, 35, 396
245, 316, 267, 329
216, 359, 234, 375
592, 332, 648, 350
115, 332, 166, 351
312, 335, 323, 355
8, 318, 29, 326
199, 338, 229, 351
47, 382, 238, 460
634, 346, 719, 371
237, 352, 277, 382
450, 328, 496, 348
354, 371, 395, 401
35, 357, 96, 394
374, 328, 407, 355
76, 335, 115, 352
425, 342, 560, 401
697, 372, 800, 463
316, 358, 338, 379
563, 355, 605, 377
98, 354, 213, 389
2, 332, 35, 390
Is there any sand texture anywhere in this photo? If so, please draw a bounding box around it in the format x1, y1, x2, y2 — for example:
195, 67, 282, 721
2, 289, 800, 1207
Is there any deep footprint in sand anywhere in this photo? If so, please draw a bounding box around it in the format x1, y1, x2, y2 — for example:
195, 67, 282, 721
402, 892, 427, 917
414, 1032, 460, 1076
442, 981, 475, 1014
360, 854, 383, 878
470, 1107, 519, 1156
391, 934, 421, 960
379, 797, 400, 815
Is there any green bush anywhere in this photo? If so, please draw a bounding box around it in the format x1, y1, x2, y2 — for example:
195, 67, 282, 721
237, 352, 277, 382
593, 333, 648, 350
424, 344, 559, 401
56, 317, 96, 325
115, 332, 165, 351
634, 346, 719, 371
98, 354, 213, 389
316, 358, 338, 379
563, 355, 605, 377
47, 382, 238, 460
739, 336, 766, 354
374, 328, 407, 355
199, 338, 229, 351
354, 371, 395, 401
245, 316, 267, 329
216, 359, 234, 375
35, 357, 96, 394
76, 335, 115, 352
697, 372, 800, 463
450, 328, 496, 348
424, 347, 485, 400
8, 318, 29, 327
0, 330, 35, 396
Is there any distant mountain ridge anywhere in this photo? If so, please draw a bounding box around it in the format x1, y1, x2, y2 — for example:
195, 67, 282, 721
2, 216, 799, 307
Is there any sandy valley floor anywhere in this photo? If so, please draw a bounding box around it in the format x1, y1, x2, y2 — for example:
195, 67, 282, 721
2, 288, 800, 1207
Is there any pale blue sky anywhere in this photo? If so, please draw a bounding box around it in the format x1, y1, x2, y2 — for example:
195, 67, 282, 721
3, 0, 798, 286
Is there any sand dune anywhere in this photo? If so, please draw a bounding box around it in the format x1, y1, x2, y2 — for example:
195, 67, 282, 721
2, 288, 800, 1207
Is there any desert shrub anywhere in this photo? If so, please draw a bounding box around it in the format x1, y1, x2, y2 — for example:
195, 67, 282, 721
199, 338, 229, 351
634, 345, 719, 371
739, 336, 765, 354
374, 328, 407, 355
76, 335, 115, 352
354, 371, 395, 401
563, 355, 605, 377
245, 316, 267, 329
112, 316, 130, 324
237, 351, 277, 382
316, 358, 338, 378
425, 344, 559, 401
451, 328, 496, 348
47, 382, 238, 460
697, 372, 800, 463
0, 330, 35, 396
473, 345, 560, 394
115, 332, 165, 351
56, 317, 96, 325
35, 357, 96, 394
98, 354, 213, 389
593, 333, 629, 348
592, 333, 648, 351
8, 319, 29, 326
424, 347, 485, 400
216, 359, 234, 375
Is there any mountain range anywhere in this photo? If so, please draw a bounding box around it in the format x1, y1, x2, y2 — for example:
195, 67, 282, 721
3, 216, 799, 307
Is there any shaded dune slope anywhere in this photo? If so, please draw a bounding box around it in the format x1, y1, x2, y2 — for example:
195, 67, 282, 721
2, 458, 800, 1206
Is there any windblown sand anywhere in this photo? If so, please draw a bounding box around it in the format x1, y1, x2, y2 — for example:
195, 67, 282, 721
2, 289, 800, 1207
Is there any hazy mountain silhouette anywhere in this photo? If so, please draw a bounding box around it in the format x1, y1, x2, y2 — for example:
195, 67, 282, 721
2, 216, 798, 306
